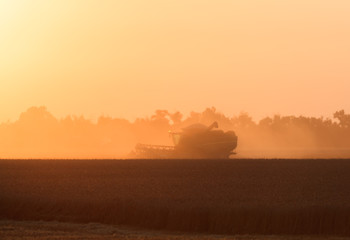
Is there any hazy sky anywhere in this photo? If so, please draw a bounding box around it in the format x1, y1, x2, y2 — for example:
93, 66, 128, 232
1, 0, 349, 122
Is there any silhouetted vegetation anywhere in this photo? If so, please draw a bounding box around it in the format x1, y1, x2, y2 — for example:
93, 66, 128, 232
0, 106, 350, 158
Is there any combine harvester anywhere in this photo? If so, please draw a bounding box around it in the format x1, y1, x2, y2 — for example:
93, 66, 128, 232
134, 122, 238, 159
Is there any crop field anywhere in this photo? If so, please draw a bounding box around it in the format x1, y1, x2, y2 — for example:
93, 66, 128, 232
1, 159, 350, 238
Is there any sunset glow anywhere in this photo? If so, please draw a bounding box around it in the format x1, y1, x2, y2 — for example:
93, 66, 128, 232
1, 0, 349, 123
2, 2, 350, 237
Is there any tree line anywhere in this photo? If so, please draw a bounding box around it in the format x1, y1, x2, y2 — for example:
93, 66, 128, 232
0, 106, 349, 158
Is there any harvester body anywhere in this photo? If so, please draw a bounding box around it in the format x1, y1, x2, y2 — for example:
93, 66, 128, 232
134, 122, 237, 159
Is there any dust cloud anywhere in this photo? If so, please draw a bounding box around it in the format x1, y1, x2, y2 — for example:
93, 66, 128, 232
0, 106, 349, 159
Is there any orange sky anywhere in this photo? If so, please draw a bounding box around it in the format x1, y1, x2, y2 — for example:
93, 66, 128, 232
1, 0, 349, 123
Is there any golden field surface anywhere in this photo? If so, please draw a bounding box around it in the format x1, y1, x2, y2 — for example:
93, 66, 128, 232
1, 159, 350, 237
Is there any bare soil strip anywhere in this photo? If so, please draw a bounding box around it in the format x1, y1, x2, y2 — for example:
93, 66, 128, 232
1, 220, 349, 240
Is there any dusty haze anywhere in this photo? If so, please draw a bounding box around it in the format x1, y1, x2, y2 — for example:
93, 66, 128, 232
1, 1, 349, 159
0, 106, 349, 159
1, 0, 350, 123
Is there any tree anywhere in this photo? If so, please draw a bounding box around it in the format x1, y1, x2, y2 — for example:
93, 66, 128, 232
333, 110, 350, 128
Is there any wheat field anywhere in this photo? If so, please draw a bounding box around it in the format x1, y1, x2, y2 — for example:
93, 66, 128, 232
1, 159, 350, 237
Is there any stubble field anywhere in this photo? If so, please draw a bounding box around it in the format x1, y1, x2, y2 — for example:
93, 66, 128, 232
1, 159, 350, 237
